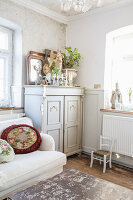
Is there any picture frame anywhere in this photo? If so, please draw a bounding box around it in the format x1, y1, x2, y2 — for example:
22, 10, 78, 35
42, 49, 57, 75
27, 51, 45, 85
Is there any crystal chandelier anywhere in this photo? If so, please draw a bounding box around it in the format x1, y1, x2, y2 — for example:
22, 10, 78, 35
60, 0, 102, 13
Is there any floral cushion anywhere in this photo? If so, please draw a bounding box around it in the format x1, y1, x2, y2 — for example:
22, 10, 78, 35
0, 139, 15, 163
1, 125, 41, 154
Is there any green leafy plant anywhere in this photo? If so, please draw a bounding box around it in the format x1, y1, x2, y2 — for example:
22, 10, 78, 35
129, 88, 132, 102
51, 60, 60, 77
63, 46, 83, 68
129, 88, 132, 97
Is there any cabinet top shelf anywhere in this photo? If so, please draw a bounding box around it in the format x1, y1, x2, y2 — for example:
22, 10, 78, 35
24, 85, 85, 89
24, 85, 85, 96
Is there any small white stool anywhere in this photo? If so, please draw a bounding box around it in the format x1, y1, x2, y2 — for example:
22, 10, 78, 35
90, 135, 113, 173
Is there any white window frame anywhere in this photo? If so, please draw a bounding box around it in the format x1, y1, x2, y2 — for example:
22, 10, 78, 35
104, 25, 133, 107
0, 25, 12, 106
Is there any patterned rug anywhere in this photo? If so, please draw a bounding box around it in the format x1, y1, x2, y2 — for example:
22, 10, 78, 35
8, 169, 133, 200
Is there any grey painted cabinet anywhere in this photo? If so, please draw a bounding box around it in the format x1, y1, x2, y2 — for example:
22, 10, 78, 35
24, 85, 84, 156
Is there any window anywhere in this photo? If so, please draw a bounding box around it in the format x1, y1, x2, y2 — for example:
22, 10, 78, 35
105, 26, 133, 105
0, 26, 12, 106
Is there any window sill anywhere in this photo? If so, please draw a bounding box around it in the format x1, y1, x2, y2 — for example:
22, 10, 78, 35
0, 107, 24, 111
100, 108, 133, 115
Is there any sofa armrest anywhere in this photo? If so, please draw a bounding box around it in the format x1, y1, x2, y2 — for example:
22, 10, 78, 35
38, 133, 55, 151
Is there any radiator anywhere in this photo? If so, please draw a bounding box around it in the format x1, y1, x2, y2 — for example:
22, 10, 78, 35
102, 115, 133, 157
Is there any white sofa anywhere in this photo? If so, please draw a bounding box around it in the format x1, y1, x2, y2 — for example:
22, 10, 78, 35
0, 117, 66, 199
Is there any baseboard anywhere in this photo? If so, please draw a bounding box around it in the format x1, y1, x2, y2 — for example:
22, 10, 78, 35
82, 151, 133, 170
82, 146, 95, 153
66, 149, 82, 157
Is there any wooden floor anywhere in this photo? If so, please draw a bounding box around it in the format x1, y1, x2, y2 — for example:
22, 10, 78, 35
64, 154, 133, 190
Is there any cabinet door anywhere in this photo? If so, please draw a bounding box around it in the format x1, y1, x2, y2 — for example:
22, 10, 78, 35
64, 96, 81, 155
43, 96, 64, 152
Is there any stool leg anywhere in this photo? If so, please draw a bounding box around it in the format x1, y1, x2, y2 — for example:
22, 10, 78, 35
109, 154, 112, 168
90, 151, 94, 168
103, 155, 106, 173
100, 159, 102, 165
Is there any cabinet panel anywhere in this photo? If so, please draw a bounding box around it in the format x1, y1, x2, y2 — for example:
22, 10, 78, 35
67, 126, 78, 148
64, 96, 81, 155
43, 96, 64, 152
47, 129, 61, 151
67, 100, 78, 122
47, 101, 60, 125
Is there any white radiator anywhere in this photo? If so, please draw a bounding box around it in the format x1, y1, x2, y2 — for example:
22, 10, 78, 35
102, 115, 133, 157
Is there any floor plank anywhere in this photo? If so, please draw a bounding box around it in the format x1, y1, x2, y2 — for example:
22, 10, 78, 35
64, 154, 133, 190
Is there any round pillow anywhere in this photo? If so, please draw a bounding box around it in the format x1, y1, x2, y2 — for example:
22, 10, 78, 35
1, 124, 41, 154
0, 139, 15, 163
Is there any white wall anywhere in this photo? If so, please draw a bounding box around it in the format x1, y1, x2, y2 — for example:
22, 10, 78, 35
66, 1, 133, 89
0, 0, 66, 106
66, 2, 133, 167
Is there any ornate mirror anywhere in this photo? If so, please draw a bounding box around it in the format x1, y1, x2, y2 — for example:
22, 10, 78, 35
27, 51, 45, 85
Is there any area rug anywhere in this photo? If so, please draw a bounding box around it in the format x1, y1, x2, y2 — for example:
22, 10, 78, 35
8, 169, 133, 200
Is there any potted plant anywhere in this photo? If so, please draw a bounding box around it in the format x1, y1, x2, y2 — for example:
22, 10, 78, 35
62, 47, 83, 86
63, 46, 83, 69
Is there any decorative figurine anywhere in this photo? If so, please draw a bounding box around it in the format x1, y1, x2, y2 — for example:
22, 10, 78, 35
46, 73, 51, 85
43, 49, 51, 75
43, 63, 51, 75
34, 64, 43, 85
56, 49, 63, 75
110, 82, 122, 109
62, 68, 78, 86
49, 49, 57, 68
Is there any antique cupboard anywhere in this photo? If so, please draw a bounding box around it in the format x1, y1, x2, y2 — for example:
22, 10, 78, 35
24, 86, 84, 156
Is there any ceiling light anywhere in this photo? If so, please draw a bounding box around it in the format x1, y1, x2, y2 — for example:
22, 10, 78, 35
60, 0, 102, 13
